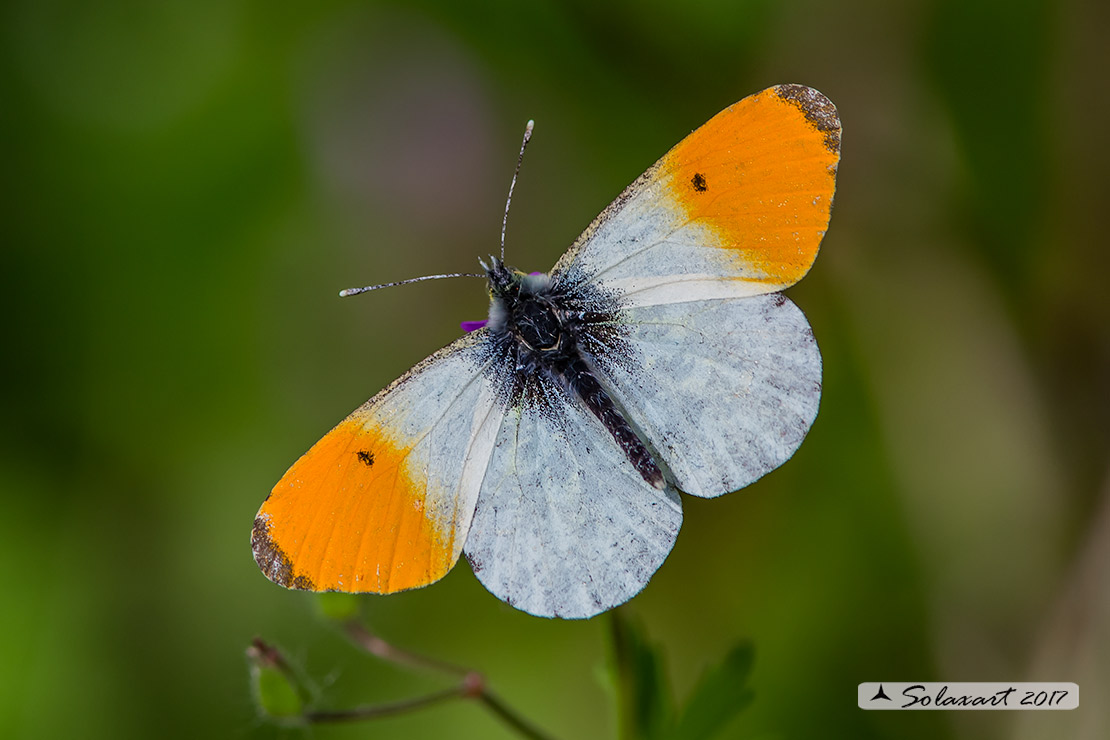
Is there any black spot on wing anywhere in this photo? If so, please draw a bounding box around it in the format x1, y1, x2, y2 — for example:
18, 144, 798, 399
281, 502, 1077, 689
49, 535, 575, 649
356, 449, 374, 467
691, 172, 708, 192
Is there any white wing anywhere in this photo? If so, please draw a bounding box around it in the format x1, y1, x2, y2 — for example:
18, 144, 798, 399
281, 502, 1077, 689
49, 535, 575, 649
584, 293, 821, 498
543, 85, 836, 499
552, 85, 840, 301
463, 377, 683, 619
254, 332, 503, 594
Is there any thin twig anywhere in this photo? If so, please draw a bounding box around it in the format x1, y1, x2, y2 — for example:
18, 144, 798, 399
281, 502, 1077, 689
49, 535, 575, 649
247, 637, 313, 707
338, 619, 558, 739
343, 619, 470, 676
475, 687, 558, 740
306, 686, 463, 723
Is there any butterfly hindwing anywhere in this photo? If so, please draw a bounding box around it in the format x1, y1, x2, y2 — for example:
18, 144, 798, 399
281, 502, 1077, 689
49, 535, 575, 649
583, 293, 821, 498
463, 374, 682, 619
252, 333, 501, 594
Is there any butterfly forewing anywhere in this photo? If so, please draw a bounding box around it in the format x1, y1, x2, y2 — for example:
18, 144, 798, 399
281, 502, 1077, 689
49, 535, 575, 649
544, 85, 838, 499
253, 333, 501, 594
552, 84, 840, 304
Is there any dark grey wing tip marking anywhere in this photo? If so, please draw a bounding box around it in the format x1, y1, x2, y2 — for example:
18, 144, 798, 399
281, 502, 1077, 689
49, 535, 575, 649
773, 84, 841, 155
251, 516, 315, 591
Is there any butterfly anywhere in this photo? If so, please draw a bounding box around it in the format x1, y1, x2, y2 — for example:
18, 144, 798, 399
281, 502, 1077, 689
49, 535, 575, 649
252, 84, 841, 619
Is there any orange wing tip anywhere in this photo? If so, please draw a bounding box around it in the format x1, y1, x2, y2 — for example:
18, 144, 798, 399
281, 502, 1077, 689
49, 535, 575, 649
658, 84, 842, 290
771, 84, 841, 156
254, 417, 462, 595
252, 514, 316, 591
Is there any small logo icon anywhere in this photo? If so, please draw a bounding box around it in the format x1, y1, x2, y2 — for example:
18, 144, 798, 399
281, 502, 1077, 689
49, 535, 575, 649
871, 684, 892, 701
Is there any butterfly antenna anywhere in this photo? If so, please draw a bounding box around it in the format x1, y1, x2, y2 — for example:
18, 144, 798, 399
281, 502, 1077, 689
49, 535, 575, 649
501, 119, 534, 261
339, 272, 484, 297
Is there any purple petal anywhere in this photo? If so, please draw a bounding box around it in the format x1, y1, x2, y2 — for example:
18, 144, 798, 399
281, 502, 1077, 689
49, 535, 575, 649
460, 319, 488, 332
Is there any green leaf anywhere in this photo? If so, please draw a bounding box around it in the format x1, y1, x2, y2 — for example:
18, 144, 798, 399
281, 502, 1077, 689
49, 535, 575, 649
247, 639, 305, 722
670, 642, 755, 740
607, 608, 675, 740
254, 664, 304, 719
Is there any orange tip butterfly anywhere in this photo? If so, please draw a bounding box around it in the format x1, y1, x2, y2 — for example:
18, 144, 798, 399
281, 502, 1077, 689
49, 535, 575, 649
252, 85, 841, 619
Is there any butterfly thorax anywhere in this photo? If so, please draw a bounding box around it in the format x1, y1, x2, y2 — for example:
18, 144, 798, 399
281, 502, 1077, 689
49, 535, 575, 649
486, 262, 564, 352
483, 258, 664, 488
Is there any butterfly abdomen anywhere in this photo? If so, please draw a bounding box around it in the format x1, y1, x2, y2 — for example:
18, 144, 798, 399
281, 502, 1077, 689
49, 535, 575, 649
555, 354, 664, 489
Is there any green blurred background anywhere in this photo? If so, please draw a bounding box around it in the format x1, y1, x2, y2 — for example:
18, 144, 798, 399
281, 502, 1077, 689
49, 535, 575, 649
2, 0, 1107, 738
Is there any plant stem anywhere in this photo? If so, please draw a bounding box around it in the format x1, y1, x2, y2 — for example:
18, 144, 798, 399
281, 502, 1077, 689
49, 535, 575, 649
306, 687, 462, 723
343, 618, 470, 676
475, 688, 558, 740
339, 619, 559, 740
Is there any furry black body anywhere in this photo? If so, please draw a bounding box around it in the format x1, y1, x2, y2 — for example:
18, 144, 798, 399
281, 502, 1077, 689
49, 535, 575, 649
482, 258, 664, 489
